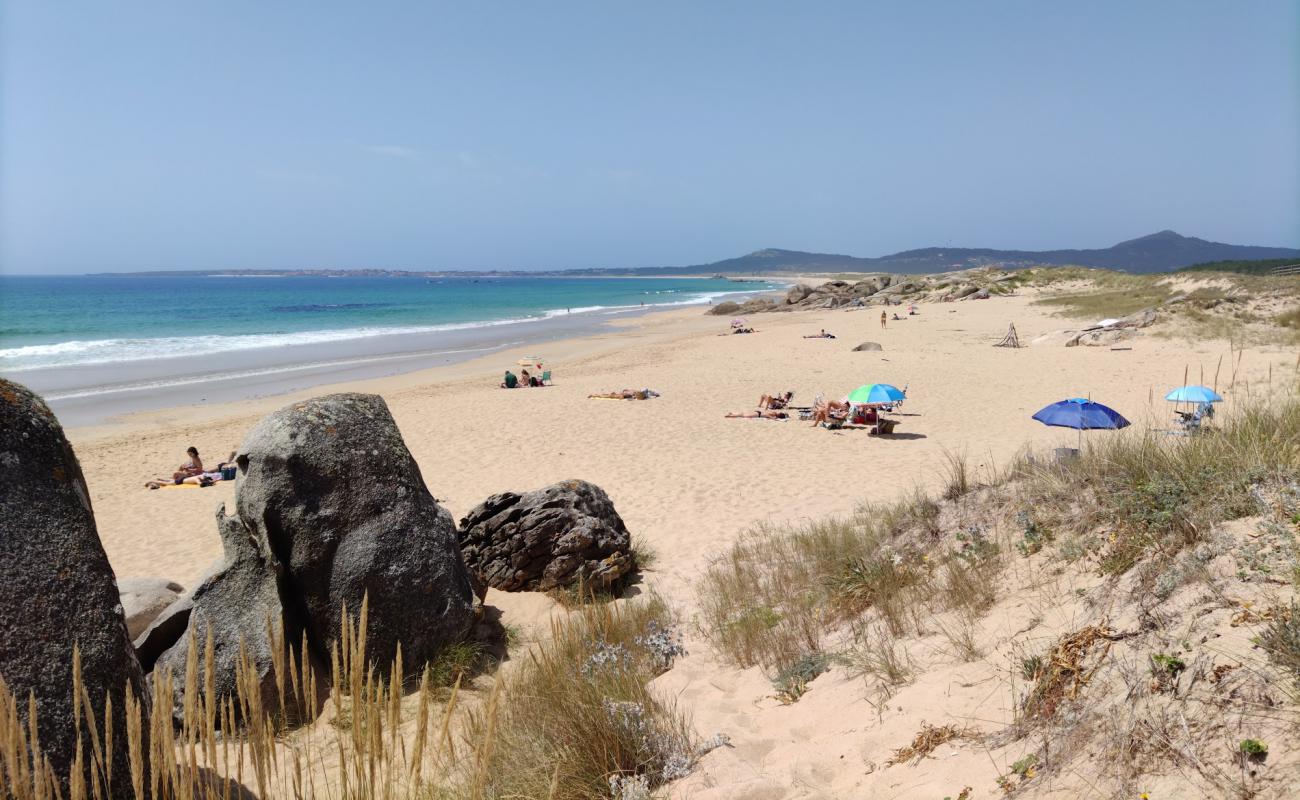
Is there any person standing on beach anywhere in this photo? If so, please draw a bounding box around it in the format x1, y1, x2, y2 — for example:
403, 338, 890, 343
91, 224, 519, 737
880, 310, 887, 329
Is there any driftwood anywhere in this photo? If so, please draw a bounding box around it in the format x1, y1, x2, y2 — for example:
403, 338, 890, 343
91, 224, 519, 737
994, 322, 1021, 348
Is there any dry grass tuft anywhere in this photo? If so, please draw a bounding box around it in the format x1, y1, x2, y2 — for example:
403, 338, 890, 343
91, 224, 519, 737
885, 721, 980, 767
0, 593, 694, 800
1021, 625, 1128, 724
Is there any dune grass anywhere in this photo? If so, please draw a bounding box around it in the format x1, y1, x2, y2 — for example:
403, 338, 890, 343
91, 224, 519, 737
0, 594, 694, 800
697, 398, 1300, 695
1009, 397, 1300, 577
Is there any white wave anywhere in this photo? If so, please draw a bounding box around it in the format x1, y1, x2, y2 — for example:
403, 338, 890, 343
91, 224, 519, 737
40, 343, 512, 401
1, 285, 776, 372
0, 315, 545, 371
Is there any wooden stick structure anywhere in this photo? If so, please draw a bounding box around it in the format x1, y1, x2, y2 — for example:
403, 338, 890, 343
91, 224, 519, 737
994, 322, 1021, 348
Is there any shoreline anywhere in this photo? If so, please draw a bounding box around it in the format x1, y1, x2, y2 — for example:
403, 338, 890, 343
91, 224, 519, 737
18, 284, 787, 428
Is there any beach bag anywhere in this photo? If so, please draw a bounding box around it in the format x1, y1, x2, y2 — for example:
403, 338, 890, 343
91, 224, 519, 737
220, 465, 237, 481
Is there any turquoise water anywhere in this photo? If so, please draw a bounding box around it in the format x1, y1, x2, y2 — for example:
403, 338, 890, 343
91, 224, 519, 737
0, 275, 773, 372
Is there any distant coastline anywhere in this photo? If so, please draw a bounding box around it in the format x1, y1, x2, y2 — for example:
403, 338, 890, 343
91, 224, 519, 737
79, 230, 1300, 278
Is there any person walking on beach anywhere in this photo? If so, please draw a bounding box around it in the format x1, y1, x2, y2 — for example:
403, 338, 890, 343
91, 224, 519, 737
880, 310, 887, 329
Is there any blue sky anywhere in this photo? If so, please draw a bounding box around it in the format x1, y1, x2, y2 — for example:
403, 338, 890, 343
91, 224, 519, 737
2, 2, 1297, 274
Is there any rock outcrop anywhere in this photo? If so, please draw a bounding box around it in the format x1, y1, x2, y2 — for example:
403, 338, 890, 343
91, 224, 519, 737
708, 269, 1017, 315
234, 393, 476, 669
153, 507, 311, 723
459, 480, 635, 592
1031, 307, 1159, 347
0, 379, 148, 798
152, 393, 476, 723
119, 577, 185, 638
853, 342, 884, 352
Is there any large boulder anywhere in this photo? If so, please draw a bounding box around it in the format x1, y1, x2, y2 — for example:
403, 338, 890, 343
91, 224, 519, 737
119, 577, 185, 638
234, 393, 475, 670
709, 301, 741, 316
0, 380, 148, 798
152, 507, 312, 723
459, 480, 635, 592
853, 341, 884, 352
785, 284, 813, 304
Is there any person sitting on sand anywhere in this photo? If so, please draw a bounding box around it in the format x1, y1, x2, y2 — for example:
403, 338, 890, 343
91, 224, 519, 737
759, 391, 794, 410
501, 371, 519, 389
892, 313, 903, 321
589, 388, 660, 400
811, 398, 851, 427
725, 409, 789, 419
173, 447, 203, 480
802, 329, 836, 339
520, 369, 532, 387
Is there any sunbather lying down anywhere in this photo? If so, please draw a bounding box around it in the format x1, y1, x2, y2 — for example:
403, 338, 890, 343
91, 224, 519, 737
720, 327, 756, 335
725, 409, 788, 419
146, 450, 237, 489
589, 388, 660, 400
803, 329, 836, 339
759, 391, 794, 410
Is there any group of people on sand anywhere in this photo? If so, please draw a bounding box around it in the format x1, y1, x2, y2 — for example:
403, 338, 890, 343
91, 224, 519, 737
145, 446, 237, 489
724, 389, 894, 433
501, 368, 546, 388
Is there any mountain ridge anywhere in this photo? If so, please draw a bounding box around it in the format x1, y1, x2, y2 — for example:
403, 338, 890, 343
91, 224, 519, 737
661, 230, 1300, 275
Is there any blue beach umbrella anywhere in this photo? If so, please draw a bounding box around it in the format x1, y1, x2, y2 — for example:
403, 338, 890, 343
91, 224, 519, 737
1032, 397, 1130, 449
1164, 385, 1223, 404
847, 383, 906, 405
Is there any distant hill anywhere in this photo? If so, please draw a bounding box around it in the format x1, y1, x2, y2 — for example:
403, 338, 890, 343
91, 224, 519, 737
653, 231, 1300, 275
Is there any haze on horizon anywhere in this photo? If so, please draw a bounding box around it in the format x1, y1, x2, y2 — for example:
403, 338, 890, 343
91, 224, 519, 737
1, 1, 1297, 276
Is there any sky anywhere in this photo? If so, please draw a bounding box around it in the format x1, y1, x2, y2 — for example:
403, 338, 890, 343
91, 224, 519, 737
2, 2, 1297, 274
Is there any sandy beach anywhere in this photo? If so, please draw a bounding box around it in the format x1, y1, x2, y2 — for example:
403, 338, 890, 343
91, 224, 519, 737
74, 293, 1286, 591
65, 292, 1295, 797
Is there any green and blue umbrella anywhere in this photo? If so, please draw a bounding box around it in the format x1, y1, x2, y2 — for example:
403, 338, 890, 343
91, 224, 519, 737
847, 383, 906, 405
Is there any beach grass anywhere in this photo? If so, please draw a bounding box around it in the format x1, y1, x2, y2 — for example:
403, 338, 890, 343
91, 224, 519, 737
0, 594, 694, 800
697, 396, 1300, 684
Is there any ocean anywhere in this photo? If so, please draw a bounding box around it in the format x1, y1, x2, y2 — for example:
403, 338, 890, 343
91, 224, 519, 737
0, 274, 778, 424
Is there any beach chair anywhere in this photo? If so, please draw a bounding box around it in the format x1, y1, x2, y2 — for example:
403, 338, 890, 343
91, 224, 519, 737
880, 383, 909, 412
541, 370, 552, 385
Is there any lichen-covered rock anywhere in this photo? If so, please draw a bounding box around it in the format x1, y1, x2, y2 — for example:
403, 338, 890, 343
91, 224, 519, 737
234, 393, 475, 670
152, 507, 312, 723
458, 480, 634, 592
154, 393, 475, 725
0, 379, 148, 798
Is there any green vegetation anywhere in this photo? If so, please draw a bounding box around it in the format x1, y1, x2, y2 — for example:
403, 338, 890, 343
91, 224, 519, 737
1239, 738, 1269, 761
1180, 258, 1300, 275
